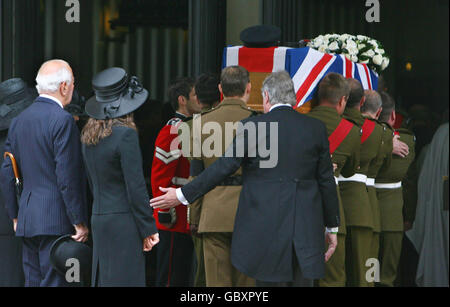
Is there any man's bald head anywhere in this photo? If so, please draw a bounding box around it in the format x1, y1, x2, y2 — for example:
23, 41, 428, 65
36, 59, 74, 106
361, 90, 382, 118
346, 78, 364, 109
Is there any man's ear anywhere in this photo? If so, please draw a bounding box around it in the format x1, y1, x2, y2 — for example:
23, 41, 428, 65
375, 107, 383, 120
359, 96, 366, 108
391, 110, 396, 123
246, 82, 252, 95
178, 95, 186, 107
218, 83, 223, 96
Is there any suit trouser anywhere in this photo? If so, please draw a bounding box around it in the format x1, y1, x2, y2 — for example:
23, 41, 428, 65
202, 232, 255, 287
192, 235, 206, 287
22, 236, 70, 287
156, 230, 195, 287
318, 233, 346, 287
256, 248, 313, 287
0, 236, 24, 286
345, 226, 373, 287
379, 231, 403, 287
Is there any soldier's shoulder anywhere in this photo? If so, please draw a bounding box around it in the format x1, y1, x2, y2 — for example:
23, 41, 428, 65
166, 117, 183, 126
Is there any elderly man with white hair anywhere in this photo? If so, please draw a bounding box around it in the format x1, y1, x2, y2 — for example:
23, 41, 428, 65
0, 59, 89, 287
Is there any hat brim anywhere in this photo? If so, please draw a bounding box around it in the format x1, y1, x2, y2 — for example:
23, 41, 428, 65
0, 89, 35, 131
85, 89, 149, 120
49, 234, 73, 275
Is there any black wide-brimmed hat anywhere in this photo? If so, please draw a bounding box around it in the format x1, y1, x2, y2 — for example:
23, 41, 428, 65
0, 78, 37, 131
49, 235, 92, 285
64, 89, 86, 117
85, 67, 149, 120
240, 25, 281, 48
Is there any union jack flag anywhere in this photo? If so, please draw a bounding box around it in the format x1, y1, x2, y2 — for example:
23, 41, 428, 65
222, 46, 378, 109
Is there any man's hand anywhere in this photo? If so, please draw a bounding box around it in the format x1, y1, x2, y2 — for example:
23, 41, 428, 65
150, 187, 181, 210
13, 218, 17, 232
325, 232, 338, 262
72, 223, 89, 242
143, 233, 160, 252
392, 134, 409, 158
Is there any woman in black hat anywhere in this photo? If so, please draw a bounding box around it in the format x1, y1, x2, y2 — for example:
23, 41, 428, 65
0, 78, 37, 286
81, 68, 159, 287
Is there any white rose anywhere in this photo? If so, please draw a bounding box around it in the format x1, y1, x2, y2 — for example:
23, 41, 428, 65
347, 47, 359, 56
373, 54, 383, 65
357, 35, 367, 41
366, 49, 375, 57
381, 57, 390, 70
375, 48, 385, 55
328, 41, 339, 51
369, 40, 379, 48
358, 43, 366, 50
346, 39, 357, 49
318, 45, 327, 53
313, 38, 324, 48
351, 55, 359, 62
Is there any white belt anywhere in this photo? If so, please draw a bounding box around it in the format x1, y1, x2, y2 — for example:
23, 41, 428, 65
337, 174, 367, 184
172, 177, 190, 186
374, 182, 402, 189
366, 178, 375, 187
334, 177, 339, 185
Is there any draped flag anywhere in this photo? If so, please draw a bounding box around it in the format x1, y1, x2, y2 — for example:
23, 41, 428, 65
223, 46, 379, 109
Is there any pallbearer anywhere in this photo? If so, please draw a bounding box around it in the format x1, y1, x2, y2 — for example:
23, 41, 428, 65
375, 92, 415, 287
339, 79, 382, 287
307, 73, 361, 287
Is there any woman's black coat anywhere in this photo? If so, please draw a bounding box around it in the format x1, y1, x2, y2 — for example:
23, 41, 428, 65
82, 126, 157, 287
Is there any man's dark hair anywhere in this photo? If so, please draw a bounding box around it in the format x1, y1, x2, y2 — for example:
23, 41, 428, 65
379, 91, 396, 123
167, 77, 195, 111
195, 73, 220, 107
220, 66, 250, 97
317, 73, 350, 105
346, 78, 364, 108
361, 90, 382, 115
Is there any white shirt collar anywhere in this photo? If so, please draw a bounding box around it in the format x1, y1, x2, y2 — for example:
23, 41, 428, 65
269, 103, 293, 112
39, 94, 64, 109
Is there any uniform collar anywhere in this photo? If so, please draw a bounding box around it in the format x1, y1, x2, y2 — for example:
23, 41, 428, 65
310, 105, 341, 118
218, 98, 247, 108
344, 107, 365, 126
175, 111, 188, 121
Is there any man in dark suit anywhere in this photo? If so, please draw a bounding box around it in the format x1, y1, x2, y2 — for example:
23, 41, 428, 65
0, 60, 88, 287
151, 70, 340, 286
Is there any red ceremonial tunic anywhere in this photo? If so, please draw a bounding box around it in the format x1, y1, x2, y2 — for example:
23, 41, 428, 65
151, 115, 190, 234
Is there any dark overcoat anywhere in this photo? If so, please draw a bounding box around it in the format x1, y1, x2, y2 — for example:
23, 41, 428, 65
82, 126, 157, 287
181, 106, 340, 282
0, 135, 24, 286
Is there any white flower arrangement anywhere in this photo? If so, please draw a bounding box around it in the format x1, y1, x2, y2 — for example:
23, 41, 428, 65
307, 33, 390, 73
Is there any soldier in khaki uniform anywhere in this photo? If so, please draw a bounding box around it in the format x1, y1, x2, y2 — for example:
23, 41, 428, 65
186, 66, 256, 287
183, 74, 221, 287
360, 91, 394, 269
339, 80, 384, 287
307, 73, 361, 287
375, 92, 415, 287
